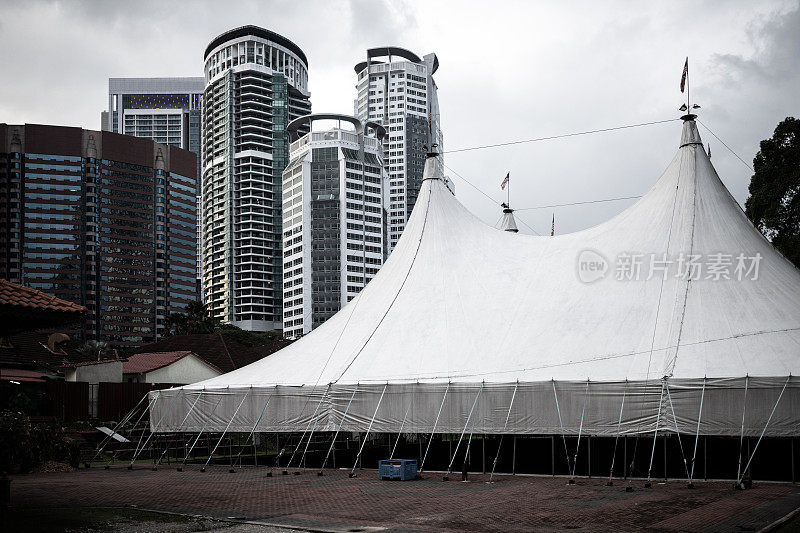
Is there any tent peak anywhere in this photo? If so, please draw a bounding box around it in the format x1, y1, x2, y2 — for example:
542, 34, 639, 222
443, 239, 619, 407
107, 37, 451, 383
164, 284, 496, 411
422, 145, 443, 182
679, 116, 703, 148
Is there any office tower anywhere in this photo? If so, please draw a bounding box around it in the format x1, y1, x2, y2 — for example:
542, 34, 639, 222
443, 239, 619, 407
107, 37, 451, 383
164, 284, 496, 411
105, 77, 205, 296
282, 115, 388, 338
0, 124, 198, 347
354, 47, 444, 252
104, 77, 204, 164
201, 26, 311, 332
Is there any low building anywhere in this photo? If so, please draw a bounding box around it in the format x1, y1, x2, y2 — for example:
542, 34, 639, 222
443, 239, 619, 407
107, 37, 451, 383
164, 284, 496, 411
122, 350, 221, 384
64, 359, 123, 384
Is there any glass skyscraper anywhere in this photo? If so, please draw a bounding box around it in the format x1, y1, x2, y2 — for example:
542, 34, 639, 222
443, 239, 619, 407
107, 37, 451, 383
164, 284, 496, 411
0, 124, 198, 347
201, 26, 311, 332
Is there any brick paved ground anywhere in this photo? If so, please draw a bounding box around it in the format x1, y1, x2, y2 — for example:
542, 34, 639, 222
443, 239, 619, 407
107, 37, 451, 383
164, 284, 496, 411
10, 466, 800, 532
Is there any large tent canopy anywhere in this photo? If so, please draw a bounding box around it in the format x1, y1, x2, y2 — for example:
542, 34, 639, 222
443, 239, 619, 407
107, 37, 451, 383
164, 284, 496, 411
152, 117, 800, 437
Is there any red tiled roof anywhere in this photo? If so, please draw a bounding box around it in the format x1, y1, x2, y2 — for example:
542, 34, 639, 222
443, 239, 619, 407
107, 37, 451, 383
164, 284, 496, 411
122, 350, 221, 375
0, 278, 86, 313
126, 334, 291, 373
60, 359, 123, 368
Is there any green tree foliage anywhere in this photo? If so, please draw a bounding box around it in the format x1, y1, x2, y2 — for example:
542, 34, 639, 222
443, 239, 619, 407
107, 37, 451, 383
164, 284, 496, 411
745, 117, 800, 268
76, 340, 111, 361
165, 301, 220, 335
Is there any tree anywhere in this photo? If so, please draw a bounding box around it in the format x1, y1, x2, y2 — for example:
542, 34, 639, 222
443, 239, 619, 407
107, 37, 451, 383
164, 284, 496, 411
77, 340, 111, 361
745, 117, 800, 269
164, 301, 220, 336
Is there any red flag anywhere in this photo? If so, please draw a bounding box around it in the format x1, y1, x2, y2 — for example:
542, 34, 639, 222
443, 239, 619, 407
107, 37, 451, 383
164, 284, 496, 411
680, 57, 688, 93
551, 213, 555, 236
500, 173, 509, 190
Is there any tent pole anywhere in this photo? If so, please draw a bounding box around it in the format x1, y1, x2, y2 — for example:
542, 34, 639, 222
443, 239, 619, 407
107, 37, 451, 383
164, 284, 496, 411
665, 381, 691, 481
737, 375, 791, 487
420, 382, 450, 473
570, 379, 590, 481
180, 395, 224, 469
688, 378, 706, 487
128, 391, 162, 469
290, 384, 332, 472
645, 380, 666, 488
130, 389, 183, 467
154, 390, 205, 469
390, 395, 413, 460
202, 391, 250, 472
444, 383, 484, 479
319, 385, 358, 474
736, 376, 750, 483
233, 389, 274, 470
91, 392, 148, 464
349, 383, 388, 477
552, 380, 571, 479
489, 381, 518, 483
608, 383, 627, 485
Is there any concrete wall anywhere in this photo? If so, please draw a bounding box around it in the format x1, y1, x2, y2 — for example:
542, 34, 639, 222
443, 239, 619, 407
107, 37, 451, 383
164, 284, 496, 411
65, 361, 123, 383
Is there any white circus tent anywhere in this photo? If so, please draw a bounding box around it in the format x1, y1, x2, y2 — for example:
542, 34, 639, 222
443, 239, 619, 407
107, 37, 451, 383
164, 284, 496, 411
150, 117, 800, 449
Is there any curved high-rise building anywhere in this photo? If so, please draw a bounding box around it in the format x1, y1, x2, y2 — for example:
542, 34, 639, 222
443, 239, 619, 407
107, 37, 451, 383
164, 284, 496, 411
354, 47, 444, 253
201, 26, 311, 331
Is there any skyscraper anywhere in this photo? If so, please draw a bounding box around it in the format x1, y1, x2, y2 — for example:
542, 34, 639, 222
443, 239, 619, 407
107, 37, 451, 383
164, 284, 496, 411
354, 47, 444, 252
201, 26, 311, 332
104, 77, 204, 163
282, 114, 388, 338
0, 124, 198, 347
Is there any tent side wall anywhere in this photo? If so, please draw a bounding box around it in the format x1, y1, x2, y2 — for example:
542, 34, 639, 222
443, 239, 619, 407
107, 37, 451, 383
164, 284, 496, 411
149, 377, 800, 437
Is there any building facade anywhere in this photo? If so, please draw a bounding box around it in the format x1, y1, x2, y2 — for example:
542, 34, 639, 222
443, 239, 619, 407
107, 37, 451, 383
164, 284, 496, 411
201, 26, 312, 332
282, 115, 388, 338
354, 47, 444, 253
104, 77, 204, 160
0, 124, 198, 347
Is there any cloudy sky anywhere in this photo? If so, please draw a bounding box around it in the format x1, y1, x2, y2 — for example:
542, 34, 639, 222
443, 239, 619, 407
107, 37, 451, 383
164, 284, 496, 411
1, 0, 797, 234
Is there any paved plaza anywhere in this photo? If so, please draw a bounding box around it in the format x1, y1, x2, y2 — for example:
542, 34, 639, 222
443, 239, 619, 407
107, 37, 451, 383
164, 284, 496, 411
9, 466, 800, 532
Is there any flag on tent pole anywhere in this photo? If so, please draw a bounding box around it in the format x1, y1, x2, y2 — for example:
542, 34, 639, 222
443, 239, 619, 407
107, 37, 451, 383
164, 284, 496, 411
501, 173, 509, 190
551, 213, 555, 236
680, 57, 688, 93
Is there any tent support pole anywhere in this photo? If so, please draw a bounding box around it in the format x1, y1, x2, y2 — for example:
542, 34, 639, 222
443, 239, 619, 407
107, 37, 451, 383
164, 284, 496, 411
203, 391, 250, 472
688, 378, 706, 487
287, 384, 332, 471
552, 380, 572, 479
571, 379, 590, 481
736, 376, 750, 483
181, 395, 224, 469
665, 381, 691, 481
608, 384, 627, 485
91, 393, 148, 464
420, 382, 450, 473
512, 436, 516, 475
155, 390, 205, 469
390, 396, 413, 460
234, 389, 274, 470
645, 380, 666, 487
445, 383, 484, 479
128, 392, 162, 468
130, 390, 182, 467
349, 383, 388, 477
489, 381, 518, 483
737, 375, 791, 487
319, 385, 358, 474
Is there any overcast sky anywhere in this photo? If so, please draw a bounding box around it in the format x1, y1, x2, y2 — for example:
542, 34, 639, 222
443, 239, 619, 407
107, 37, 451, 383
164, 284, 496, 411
1, 0, 797, 234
